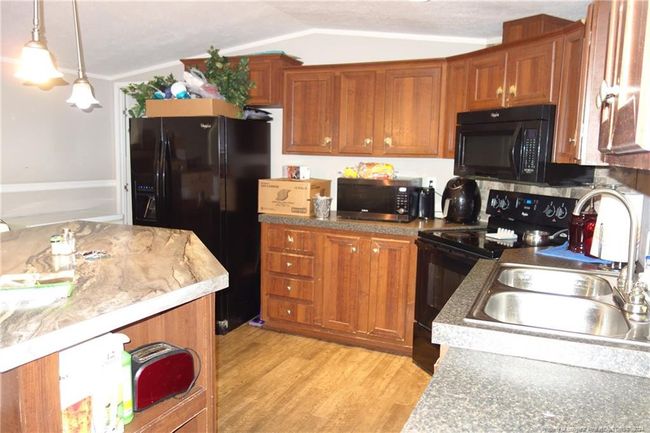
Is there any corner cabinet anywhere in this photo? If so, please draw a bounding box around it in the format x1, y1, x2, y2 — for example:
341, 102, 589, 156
260, 223, 416, 354
283, 61, 444, 157
598, 0, 650, 168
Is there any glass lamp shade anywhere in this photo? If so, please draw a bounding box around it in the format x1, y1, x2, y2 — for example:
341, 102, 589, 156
67, 78, 100, 110
15, 41, 63, 84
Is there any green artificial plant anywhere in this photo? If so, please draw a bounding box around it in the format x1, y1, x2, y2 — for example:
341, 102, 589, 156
121, 74, 176, 118
204, 46, 254, 111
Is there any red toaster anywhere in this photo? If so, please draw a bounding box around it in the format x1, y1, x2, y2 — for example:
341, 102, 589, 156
130, 342, 195, 411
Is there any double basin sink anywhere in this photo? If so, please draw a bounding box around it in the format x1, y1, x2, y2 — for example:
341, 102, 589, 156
465, 264, 647, 343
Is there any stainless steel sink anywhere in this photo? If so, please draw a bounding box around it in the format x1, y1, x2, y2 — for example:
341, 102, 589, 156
482, 291, 630, 338
497, 267, 613, 298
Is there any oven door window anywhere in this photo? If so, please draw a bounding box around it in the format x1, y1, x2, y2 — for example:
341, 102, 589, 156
415, 240, 480, 329
456, 123, 522, 179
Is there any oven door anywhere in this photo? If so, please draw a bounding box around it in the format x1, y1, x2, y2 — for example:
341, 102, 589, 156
454, 122, 523, 180
412, 237, 484, 374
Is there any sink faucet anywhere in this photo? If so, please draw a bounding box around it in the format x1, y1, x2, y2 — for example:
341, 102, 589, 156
573, 188, 646, 319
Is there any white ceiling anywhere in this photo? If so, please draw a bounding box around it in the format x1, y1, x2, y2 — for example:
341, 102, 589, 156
1, 0, 590, 78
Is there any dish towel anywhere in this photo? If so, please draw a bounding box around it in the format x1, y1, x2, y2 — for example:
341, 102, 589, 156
536, 242, 613, 264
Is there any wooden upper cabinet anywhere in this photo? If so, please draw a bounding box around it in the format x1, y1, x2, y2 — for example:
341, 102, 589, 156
467, 51, 507, 110
599, 0, 650, 164
180, 54, 302, 107
505, 37, 563, 107
381, 65, 443, 156
554, 26, 585, 164
321, 234, 362, 333
337, 70, 377, 155
283, 71, 336, 154
441, 59, 468, 158
502, 14, 574, 44
366, 238, 411, 342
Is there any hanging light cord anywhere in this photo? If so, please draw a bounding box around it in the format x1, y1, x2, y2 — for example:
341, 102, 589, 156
71, 0, 85, 79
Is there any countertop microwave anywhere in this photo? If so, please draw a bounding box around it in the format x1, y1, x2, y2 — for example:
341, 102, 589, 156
337, 178, 421, 222
454, 105, 593, 185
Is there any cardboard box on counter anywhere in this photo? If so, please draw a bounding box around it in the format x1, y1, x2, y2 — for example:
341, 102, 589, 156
258, 178, 331, 217
145, 99, 240, 118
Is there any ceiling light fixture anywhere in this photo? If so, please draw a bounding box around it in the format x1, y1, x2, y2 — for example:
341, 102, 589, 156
66, 0, 99, 110
15, 0, 64, 84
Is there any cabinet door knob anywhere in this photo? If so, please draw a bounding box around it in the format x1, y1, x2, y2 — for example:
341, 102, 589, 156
508, 85, 517, 97
372, 247, 379, 254
323, 137, 332, 146
496, 86, 504, 97
363, 138, 372, 147
351, 246, 357, 253
286, 262, 293, 268
598, 80, 619, 108
287, 235, 294, 243
287, 309, 292, 315
384, 137, 393, 147
287, 285, 292, 291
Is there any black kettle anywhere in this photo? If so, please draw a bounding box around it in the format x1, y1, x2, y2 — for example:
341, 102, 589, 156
441, 177, 481, 223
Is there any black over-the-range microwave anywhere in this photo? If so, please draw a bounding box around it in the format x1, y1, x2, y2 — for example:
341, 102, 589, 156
454, 104, 594, 185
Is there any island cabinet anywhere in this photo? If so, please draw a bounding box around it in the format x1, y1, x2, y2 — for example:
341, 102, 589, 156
180, 53, 303, 107
261, 223, 416, 354
283, 60, 444, 157
1, 294, 217, 433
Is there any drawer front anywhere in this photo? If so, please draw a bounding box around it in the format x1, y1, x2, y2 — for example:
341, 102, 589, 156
267, 298, 314, 324
268, 226, 315, 255
267, 276, 314, 301
266, 252, 314, 278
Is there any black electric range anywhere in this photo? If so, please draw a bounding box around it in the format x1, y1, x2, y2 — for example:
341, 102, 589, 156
412, 189, 577, 374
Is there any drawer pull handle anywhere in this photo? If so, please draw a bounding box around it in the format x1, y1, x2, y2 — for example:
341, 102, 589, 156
287, 235, 294, 243
286, 262, 293, 268
287, 309, 292, 315
287, 285, 292, 291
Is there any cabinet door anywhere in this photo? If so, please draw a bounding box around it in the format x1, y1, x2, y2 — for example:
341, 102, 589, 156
505, 38, 562, 107
247, 60, 273, 106
467, 51, 507, 110
366, 238, 411, 342
600, 0, 650, 158
381, 65, 443, 156
441, 59, 468, 158
321, 234, 362, 333
337, 71, 376, 155
554, 26, 585, 163
283, 71, 335, 154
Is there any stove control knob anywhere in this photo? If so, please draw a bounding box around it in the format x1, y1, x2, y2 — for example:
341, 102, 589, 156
499, 197, 510, 210
490, 196, 499, 208
543, 203, 556, 218
555, 204, 568, 219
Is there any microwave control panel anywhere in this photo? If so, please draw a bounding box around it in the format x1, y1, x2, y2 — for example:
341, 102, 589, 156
521, 129, 539, 174
486, 190, 576, 228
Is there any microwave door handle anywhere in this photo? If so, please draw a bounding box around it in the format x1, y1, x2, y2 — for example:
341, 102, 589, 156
511, 125, 522, 178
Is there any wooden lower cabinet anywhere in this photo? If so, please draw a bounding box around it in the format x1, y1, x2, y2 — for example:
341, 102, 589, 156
260, 223, 416, 354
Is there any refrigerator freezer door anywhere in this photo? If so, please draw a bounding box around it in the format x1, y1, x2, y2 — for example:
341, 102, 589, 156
130, 118, 164, 226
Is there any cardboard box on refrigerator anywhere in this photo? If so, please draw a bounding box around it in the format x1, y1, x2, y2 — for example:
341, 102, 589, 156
258, 178, 331, 216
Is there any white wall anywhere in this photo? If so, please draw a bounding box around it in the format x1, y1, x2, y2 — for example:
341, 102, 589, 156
0, 60, 117, 223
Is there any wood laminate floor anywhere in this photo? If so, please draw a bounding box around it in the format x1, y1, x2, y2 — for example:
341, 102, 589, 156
217, 325, 430, 433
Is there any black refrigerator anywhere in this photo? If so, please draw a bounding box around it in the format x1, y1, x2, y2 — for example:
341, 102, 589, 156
129, 116, 270, 334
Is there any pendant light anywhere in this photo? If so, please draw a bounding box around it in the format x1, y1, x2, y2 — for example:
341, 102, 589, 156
15, 0, 64, 84
66, 0, 100, 110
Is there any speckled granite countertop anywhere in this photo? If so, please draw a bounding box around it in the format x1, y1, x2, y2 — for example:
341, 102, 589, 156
0, 221, 228, 372
403, 347, 650, 433
259, 212, 485, 236
431, 249, 650, 377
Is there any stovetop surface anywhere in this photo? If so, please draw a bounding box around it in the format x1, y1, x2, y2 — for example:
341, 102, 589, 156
418, 229, 526, 259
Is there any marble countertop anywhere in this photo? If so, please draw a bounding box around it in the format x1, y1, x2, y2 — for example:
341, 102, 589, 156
258, 212, 485, 236
430, 249, 650, 377
403, 347, 650, 433
0, 221, 229, 372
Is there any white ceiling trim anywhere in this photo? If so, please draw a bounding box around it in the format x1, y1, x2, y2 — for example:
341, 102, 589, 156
0, 57, 112, 81
106, 27, 495, 82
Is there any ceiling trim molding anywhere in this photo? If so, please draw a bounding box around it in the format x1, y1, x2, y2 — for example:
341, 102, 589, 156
0, 56, 112, 81
106, 27, 496, 81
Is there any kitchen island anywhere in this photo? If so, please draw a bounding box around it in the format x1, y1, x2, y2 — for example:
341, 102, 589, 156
403, 249, 650, 432
0, 221, 229, 433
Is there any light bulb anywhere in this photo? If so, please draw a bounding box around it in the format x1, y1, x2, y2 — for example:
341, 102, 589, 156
67, 78, 100, 110
15, 41, 63, 85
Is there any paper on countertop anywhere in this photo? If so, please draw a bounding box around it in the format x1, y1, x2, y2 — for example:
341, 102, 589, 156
485, 228, 518, 241
590, 193, 644, 263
